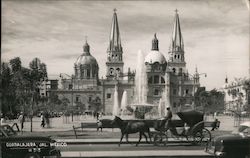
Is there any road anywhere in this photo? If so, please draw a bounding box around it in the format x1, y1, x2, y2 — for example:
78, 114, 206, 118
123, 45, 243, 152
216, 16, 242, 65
58, 143, 212, 158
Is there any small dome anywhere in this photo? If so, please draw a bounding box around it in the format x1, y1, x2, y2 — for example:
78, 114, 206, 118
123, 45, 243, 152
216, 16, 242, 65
144, 50, 166, 64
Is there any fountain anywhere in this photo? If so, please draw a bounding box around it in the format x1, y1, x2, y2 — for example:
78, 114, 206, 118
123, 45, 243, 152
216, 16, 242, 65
111, 50, 161, 119
120, 90, 128, 116
158, 98, 163, 117
129, 50, 157, 119
112, 84, 119, 116
135, 50, 147, 104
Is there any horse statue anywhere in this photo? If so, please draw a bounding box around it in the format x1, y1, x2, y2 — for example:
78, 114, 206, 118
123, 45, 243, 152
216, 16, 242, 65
111, 116, 152, 146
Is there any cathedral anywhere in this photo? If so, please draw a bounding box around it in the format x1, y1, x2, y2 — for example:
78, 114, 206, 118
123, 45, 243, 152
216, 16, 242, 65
52, 10, 201, 114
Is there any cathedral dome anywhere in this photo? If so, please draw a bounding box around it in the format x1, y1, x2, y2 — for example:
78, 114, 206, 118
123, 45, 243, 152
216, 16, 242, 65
74, 41, 99, 79
144, 50, 166, 64
75, 54, 98, 66
75, 42, 98, 66
144, 34, 166, 64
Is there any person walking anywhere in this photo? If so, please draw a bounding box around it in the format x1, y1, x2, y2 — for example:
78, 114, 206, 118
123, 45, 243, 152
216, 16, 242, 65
44, 112, 50, 128
211, 119, 220, 131
41, 113, 45, 128
18, 112, 25, 132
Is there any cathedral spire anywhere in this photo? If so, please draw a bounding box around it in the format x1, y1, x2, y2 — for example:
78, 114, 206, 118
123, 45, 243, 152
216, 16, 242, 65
171, 9, 184, 52
108, 9, 122, 52
106, 9, 124, 80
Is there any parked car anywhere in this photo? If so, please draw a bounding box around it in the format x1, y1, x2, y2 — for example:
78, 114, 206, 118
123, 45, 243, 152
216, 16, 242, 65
0, 125, 61, 158
206, 121, 250, 158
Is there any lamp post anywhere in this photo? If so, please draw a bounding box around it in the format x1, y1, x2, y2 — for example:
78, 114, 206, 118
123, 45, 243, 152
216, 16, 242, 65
59, 73, 74, 122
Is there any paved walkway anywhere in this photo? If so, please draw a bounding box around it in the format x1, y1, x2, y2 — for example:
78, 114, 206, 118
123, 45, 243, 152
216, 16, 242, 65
3, 115, 247, 133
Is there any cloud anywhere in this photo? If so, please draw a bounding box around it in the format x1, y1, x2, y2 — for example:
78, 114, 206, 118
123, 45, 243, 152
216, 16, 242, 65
2, 0, 249, 90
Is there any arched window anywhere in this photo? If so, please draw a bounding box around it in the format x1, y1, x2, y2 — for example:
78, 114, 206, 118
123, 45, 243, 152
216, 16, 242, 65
87, 69, 90, 78
116, 68, 120, 74
154, 62, 159, 70
95, 97, 101, 102
172, 68, 176, 73
80, 69, 84, 78
109, 68, 114, 75
92, 69, 96, 77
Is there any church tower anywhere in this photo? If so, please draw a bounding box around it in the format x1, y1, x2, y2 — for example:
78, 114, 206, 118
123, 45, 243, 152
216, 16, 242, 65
106, 9, 124, 80
168, 10, 186, 75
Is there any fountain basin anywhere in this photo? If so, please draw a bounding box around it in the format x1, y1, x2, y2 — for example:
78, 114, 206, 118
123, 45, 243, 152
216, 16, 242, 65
128, 103, 157, 119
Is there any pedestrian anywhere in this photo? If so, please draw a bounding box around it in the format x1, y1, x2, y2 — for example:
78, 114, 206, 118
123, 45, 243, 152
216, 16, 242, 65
180, 123, 189, 135
99, 112, 102, 119
41, 113, 45, 127
45, 112, 50, 128
213, 111, 217, 119
211, 119, 220, 131
96, 112, 99, 120
0, 115, 6, 125
18, 112, 25, 132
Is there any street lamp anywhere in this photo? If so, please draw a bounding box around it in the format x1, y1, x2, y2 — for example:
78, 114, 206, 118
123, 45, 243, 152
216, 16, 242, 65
188, 72, 207, 80
59, 73, 74, 122
186, 71, 207, 111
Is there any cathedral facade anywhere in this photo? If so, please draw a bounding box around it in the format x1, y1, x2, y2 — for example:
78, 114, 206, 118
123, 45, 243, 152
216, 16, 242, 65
51, 10, 201, 114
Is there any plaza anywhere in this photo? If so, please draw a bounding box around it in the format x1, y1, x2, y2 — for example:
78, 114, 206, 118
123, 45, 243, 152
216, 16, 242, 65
1, 1, 249, 157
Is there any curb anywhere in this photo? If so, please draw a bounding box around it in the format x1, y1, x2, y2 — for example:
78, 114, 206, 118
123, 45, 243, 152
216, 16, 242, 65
61, 150, 213, 158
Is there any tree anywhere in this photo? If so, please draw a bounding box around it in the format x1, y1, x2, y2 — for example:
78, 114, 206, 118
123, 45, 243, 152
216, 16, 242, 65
28, 58, 47, 131
209, 89, 225, 112
10, 57, 21, 72
1, 62, 14, 116
1, 57, 47, 125
194, 88, 224, 113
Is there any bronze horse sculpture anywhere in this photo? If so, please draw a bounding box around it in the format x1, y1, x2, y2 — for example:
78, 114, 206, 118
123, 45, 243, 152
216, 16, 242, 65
111, 116, 151, 146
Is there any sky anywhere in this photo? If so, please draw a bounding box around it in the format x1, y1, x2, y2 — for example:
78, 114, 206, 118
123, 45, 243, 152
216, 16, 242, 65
2, 0, 249, 90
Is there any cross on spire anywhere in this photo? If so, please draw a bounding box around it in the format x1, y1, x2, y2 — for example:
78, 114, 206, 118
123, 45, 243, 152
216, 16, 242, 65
113, 8, 117, 13
85, 35, 88, 43
175, 9, 178, 14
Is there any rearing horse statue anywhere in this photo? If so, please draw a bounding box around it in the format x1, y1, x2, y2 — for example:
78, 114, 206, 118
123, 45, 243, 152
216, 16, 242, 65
111, 116, 151, 146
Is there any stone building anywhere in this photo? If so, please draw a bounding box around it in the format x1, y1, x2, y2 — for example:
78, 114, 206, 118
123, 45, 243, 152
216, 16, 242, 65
49, 10, 202, 114
223, 77, 250, 114
54, 41, 102, 113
